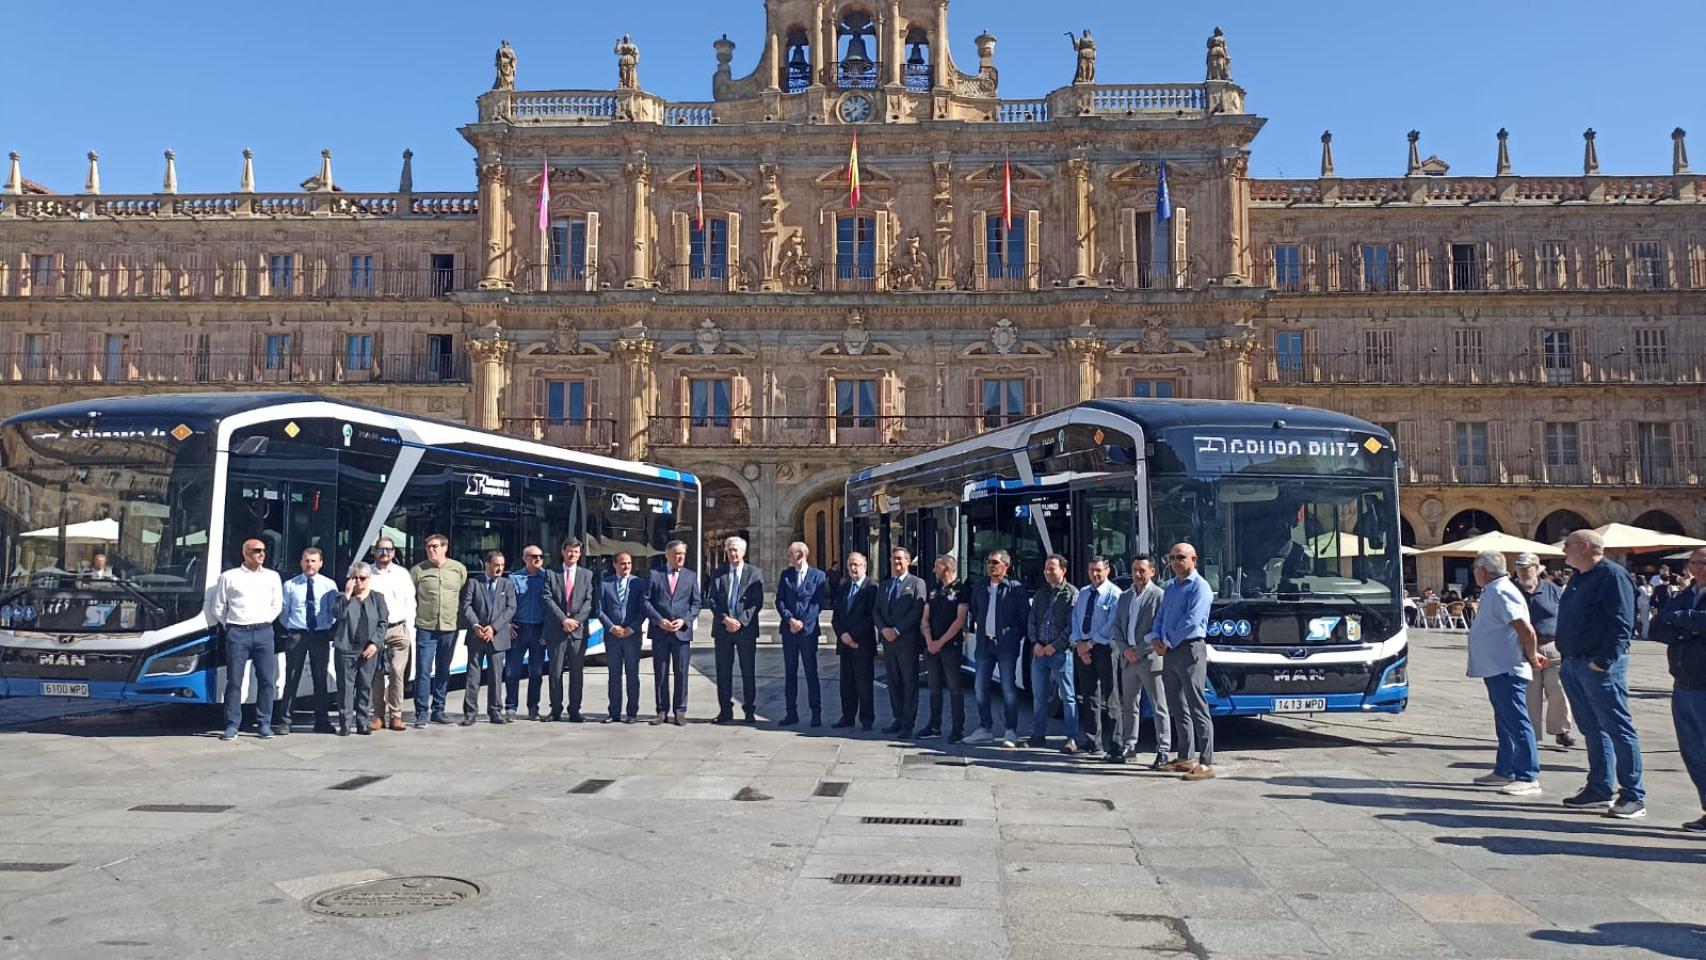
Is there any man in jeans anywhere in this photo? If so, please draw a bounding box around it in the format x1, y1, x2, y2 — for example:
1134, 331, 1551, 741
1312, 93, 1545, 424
1556, 529, 1645, 819
411, 534, 468, 727
1513, 553, 1574, 749
961, 549, 1030, 749
1027, 555, 1079, 752
1651, 547, 1706, 832
1466, 550, 1547, 796
504, 545, 549, 720
205, 539, 284, 740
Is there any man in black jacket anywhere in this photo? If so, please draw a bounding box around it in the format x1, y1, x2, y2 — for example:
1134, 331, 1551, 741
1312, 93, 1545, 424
830, 552, 879, 730
1556, 530, 1644, 818
1651, 547, 1706, 833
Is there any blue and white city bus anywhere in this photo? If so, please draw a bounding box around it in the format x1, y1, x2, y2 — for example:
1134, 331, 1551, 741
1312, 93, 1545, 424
0, 393, 700, 706
845, 399, 1408, 717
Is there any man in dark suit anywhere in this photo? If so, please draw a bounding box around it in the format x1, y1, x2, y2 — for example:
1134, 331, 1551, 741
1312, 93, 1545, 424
831, 552, 879, 730
961, 548, 1030, 748
874, 547, 929, 737
598, 552, 649, 723
542, 538, 596, 722
646, 539, 701, 726
710, 535, 764, 724
459, 550, 516, 725
776, 541, 829, 727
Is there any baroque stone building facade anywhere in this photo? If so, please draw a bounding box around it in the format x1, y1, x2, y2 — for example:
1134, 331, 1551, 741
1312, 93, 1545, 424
3, 1, 1702, 587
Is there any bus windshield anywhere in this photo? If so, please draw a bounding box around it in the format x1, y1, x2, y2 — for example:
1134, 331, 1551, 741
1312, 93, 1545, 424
0, 421, 213, 633
1150, 473, 1401, 608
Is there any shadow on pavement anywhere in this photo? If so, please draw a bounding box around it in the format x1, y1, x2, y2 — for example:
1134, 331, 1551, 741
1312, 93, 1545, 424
1531, 922, 1706, 959
1437, 835, 1706, 865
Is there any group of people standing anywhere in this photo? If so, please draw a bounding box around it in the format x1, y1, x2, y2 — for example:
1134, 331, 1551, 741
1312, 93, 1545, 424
1465, 531, 1706, 832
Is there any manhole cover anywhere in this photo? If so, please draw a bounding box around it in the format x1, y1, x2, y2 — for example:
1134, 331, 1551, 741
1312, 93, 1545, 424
306, 876, 481, 918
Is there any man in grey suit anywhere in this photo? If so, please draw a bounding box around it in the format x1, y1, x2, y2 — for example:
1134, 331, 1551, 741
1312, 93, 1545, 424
460, 550, 517, 725
598, 552, 649, 723
875, 547, 929, 736
1112, 554, 1170, 767
542, 538, 595, 722
710, 536, 764, 724
646, 539, 701, 726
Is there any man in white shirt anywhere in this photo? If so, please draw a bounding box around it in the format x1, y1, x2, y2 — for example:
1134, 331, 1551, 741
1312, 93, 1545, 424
1467, 550, 1547, 796
366, 537, 417, 732
205, 538, 285, 741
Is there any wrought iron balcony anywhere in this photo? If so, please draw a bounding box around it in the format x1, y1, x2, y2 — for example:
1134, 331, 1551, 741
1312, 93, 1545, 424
645, 414, 986, 449
0, 350, 469, 385
1253, 348, 1706, 386
499, 417, 620, 454
1, 266, 475, 300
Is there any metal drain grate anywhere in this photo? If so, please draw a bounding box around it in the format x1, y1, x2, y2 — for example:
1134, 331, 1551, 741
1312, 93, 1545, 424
329, 775, 389, 792
568, 779, 615, 795
860, 816, 963, 827
831, 873, 961, 887
812, 781, 849, 798
0, 862, 73, 873
902, 754, 969, 767
129, 804, 234, 813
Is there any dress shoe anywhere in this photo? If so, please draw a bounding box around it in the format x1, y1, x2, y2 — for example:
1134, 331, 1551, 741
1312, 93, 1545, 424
356, 726, 372, 735
313, 723, 336, 734
1027, 735, 1047, 748
603, 715, 620, 724
490, 713, 509, 725
860, 722, 874, 732
274, 725, 292, 736
1556, 732, 1578, 749
884, 722, 905, 735
258, 728, 275, 740
810, 713, 822, 728
528, 710, 542, 721
1150, 754, 1170, 770
915, 726, 940, 739
672, 713, 687, 726
1060, 741, 1080, 756
779, 714, 799, 727
337, 727, 351, 737
548, 712, 564, 722
1181, 764, 1216, 781
388, 716, 406, 731
568, 713, 586, 723
743, 711, 756, 725
650, 713, 667, 725
622, 716, 638, 724
430, 714, 452, 726
459, 715, 478, 726
947, 731, 964, 744
713, 713, 734, 725
831, 719, 855, 729
371, 717, 384, 731
1160, 758, 1196, 772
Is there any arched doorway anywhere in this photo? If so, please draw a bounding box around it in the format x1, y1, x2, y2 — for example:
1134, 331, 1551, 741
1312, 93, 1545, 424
1634, 510, 1686, 535
702, 478, 751, 571
1536, 509, 1590, 546
1441, 510, 1503, 591
797, 491, 845, 576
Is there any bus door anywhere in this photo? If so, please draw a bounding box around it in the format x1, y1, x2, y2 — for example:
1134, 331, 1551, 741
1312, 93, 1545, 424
225, 455, 339, 574
1074, 481, 1139, 583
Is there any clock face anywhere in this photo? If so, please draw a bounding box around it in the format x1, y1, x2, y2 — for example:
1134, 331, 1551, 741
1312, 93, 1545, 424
839, 94, 874, 124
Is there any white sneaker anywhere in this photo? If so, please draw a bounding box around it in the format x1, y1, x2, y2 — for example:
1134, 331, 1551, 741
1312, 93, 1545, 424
963, 727, 993, 744
1000, 729, 1019, 749
1473, 773, 1514, 786
1500, 780, 1542, 797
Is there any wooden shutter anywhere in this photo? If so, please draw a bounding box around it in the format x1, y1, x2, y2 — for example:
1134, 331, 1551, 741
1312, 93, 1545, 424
1171, 206, 1189, 288
1619, 421, 1639, 483
725, 211, 741, 291
672, 212, 691, 288
822, 214, 838, 289
1392, 242, 1407, 292
971, 210, 988, 291
1488, 421, 1508, 483
1352, 244, 1366, 291
584, 211, 600, 291
1117, 207, 1136, 288
677, 373, 692, 444
880, 370, 901, 441
824, 375, 838, 446
1025, 209, 1041, 290
1676, 421, 1697, 486
730, 373, 752, 443
370, 330, 385, 381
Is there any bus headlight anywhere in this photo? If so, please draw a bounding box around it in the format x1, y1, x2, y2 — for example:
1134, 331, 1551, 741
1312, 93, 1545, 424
1379, 661, 1407, 688
143, 642, 208, 678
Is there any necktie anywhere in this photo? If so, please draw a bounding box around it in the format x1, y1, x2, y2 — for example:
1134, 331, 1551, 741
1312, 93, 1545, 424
617, 576, 629, 611
890, 578, 901, 601
305, 578, 318, 630
669, 569, 679, 594
486, 578, 495, 616
1080, 590, 1094, 636
729, 567, 740, 609
848, 581, 859, 608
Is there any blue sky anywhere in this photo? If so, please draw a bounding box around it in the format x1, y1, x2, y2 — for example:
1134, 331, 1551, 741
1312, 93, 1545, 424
5, 1, 1701, 193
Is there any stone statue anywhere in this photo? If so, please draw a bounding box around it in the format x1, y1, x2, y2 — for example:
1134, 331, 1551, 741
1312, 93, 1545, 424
777, 230, 816, 289
493, 40, 516, 91
1067, 29, 1096, 84
1206, 27, 1231, 82
615, 35, 641, 90
887, 234, 931, 292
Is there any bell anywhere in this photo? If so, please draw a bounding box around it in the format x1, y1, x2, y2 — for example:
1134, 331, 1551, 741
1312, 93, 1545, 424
907, 42, 925, 66
843, 33, 871, 65
789, 44, 807, 68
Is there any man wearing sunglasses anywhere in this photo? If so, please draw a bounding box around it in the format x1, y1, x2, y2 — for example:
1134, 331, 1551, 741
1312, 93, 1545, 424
367, 537, 417, 732
206, 538, 284, 741
1148, 543, 1217, 781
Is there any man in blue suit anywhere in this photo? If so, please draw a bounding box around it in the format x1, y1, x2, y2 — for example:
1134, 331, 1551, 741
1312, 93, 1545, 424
710, 536, 764, 724
776, 541, 828, 727
961, 549, 1030, 748
598, 552, 649, 723
646, 540, 701, 726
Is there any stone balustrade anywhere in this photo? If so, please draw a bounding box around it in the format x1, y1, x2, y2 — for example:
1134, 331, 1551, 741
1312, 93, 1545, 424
0, 191, 477, 221
1253, 173, 1704, 207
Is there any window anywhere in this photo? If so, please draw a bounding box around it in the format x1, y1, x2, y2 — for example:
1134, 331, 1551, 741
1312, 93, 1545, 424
836, 215, 876, 280
29, 254, 54, 293
1452, 328, 1485, 367
345, 334, 375, 372
1360, 243, 1390, 291
1634, 328, 1667, 368
1449, 243, 1482, 290
268, 254, 295, 293
23, 334, 45, 372
1273, 331, 1305, 371
690, 217, 729, 281
836, 378, 878, 428
551, 219, 588, 282
427, 334, 456, 381
430, 254, 457, 296
103, 334, 126, 380
1273, 244, 1301, 292
193, 334, 211, 381
349, 255, 374, 292
985, 214, 1028, 280
1455, 422, 1489, 479
1544, 423, 1579, 466
1541, 330, 1573, 377
1540, 240, 1568, 289
547, 380, 587, 426
981, 378, 1026, 428
1363, 329, 1395, 375
1131, 379, 1175, 398
1633, 240, 1666, 290
1638, 422, 1673, 481
690, 378, 731, 427
264, 334, 292, 371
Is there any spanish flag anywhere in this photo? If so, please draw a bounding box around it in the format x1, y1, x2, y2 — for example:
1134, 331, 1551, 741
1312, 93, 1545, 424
848, 132, 861, 209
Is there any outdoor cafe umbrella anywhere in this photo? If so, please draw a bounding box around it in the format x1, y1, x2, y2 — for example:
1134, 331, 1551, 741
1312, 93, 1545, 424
18, 518, 119, 545
1420, 531, 1564, 558
1304, 531, 1421, 558
1583, 523, 1706, 554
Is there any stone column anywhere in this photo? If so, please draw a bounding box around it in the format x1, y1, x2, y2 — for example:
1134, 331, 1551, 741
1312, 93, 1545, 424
614, 333, 657, 460
476, 155, 513, 291
1067, 156, 1093, 286
1221, 154, 1247, 284
624, 156, 653, 289
931, 158, 955, 289
885, 0, 902, 87
467, 335, 512, 430
1064, 334, 1106, 402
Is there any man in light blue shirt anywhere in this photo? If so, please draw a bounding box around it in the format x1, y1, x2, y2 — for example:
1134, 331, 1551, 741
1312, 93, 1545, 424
1148, 542, 1217, 780
1071, 556, 1122, 757
278, 547, 340, 734
1467, 550, 1545, 796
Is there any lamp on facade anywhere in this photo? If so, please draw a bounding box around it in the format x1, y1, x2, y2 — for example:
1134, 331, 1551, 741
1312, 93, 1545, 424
705, 491, 718, 509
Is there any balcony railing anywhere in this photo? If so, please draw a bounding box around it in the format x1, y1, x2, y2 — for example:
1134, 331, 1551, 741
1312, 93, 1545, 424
1398, 452, 1702, 488
646, 415, 985, 449
0, 266, 475, 300
1255, 348, 1706, 386
1250, 175, 1703, 207
0, 192, 476, 221
1251, 258, 1698, 295
0, 350, 469, 385
825, 60, 884, 90
499, 417, 620, 453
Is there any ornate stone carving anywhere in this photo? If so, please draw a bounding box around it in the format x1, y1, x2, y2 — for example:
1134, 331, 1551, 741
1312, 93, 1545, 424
695, 317, 724, 354
467, 335, 512, 365
1068, 29, 1097, 84
1206, 28, 1231, 82
614, 35, 641, 90
990, 318, 1020, 355
887, 234, 931, 292
547, 317, 580, 354
777, 230, 816, 290
842, 310, 871, 356
493, 40, 516, 91
1138, 316, 1173, 354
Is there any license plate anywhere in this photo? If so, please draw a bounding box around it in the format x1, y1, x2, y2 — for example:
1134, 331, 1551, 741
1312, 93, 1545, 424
1273, 697, 1326, 713
42, 682, 89, 698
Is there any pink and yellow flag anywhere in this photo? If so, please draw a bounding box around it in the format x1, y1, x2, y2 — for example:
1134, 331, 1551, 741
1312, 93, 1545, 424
848, 133, 861, 209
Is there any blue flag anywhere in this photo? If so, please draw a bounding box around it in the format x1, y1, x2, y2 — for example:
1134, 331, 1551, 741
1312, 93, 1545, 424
1155, 161, 1172, 222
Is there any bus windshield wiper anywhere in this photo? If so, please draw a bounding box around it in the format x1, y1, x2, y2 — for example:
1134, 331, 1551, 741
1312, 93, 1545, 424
100, 576, 169, 623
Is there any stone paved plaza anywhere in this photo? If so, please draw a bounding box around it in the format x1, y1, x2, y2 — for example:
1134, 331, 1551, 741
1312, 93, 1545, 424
1, 627, 1702, 960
